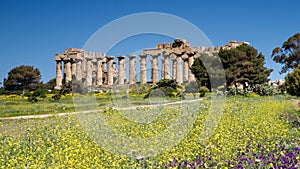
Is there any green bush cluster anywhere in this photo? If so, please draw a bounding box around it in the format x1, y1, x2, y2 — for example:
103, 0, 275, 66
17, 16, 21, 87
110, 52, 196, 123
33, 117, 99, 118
144, 79, 180, 98
226, 84, 280, 96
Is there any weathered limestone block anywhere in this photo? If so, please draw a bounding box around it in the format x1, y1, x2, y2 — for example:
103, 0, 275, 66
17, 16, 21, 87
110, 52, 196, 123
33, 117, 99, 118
107, 56, 114, 86
172, 58, 177, 80
81, 59, 87, 79
152, 54, 159, 83
86, 59, 93, 87
188, 55, 196, 82
139, 54, 147, 84
96, 59, 102, 86
183, 55, 189, 82
76, 60, 82, 81
117, 56, 125, 85
55, 57, 62, 89
128, 55, 136, 85
176, 56, 183, 84
164, 54, 170, 79
64, 59, 72, 83
161, 57, 165, 79
71, 60, 76, 79
102, 58, 107, 72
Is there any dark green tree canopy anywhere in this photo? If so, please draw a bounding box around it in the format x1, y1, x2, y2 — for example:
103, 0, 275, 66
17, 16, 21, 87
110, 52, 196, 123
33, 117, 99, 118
272, 33, 300, 73
44, 78, 56, 90
4, 65, 41, 91
285, 64, 300, 96
219, 45, 272, 87
190, 53, 225, 90
191, 45, 272, 89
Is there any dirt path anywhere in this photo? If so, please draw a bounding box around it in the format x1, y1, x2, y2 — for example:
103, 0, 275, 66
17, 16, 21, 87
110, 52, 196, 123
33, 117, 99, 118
291, 99, 300, 111
0, 98, 202, 120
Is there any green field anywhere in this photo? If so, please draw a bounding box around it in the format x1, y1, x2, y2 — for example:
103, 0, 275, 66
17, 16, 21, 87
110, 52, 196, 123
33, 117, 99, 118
0, 96, 299, 168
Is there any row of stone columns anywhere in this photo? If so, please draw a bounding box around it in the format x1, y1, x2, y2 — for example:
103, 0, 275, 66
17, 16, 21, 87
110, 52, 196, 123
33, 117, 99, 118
55, 52, 196, 89
127, 53, 196, 85
55, 54, 121, 89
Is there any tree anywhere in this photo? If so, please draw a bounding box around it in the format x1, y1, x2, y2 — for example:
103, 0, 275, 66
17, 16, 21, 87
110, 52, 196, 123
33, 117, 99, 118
190, 54, 210, 88
190, 53, 224, 90
271, 33, 300, 73
44, 78, 56, 90
144, 79, 180, 98
285, 64, 300, 96
191, 45, 272, 91
185, 81, 199, 98
219, 45, 272, 88
4, 65, 41, 99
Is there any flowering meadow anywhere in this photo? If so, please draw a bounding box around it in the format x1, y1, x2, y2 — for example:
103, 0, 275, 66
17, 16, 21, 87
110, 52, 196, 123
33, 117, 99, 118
0, 96, 299, 168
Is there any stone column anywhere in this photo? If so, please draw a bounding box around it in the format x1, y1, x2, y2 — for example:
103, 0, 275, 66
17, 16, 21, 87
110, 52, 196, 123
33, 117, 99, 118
55, 59, 62, 89
188, 55, 196, 82
172, 58, 177, 80
176, 56, 183, 84
102, 59, 107, 72
140, 54, 147, 84
151, 54, 159, 83
128, 55, 136, 85
96, 59, 103, 86
92, 59, 97, 86
164, 54, 170, 79
113, 61, 116, 70
161, 57, 165, 79
117, 56, 125, 85
81, 59, 87, 80
183, 57, 189, 82
86, 59, 93, 87
107, 56, 114, 86
76, 59, 82, 82
64, 59, 72, 83
71, 59, 76, 80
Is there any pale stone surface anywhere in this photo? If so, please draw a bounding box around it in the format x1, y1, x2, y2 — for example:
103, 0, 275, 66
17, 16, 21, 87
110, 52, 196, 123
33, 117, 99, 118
64, 60, 72, 83
176, 56, 182, 84
128, 55, 136, 85
107, 56, 114, 86
188, 55, 196, 83
96, 59, 103, 86
117, 56, 125, 85
76, 60, 82, 81
152, 54, 159, 83
161, 57, 165, 79
92, 59, 97, 74
139, 54, 147, 84
102, 58, 107, 72
55, 60, 62, 89
172, 58, 177, 80
86, 59, 93, 86
71, 60, 76, 78
82, 59, 87, 79
183, 57, 189, 82
164, 54, 170, 79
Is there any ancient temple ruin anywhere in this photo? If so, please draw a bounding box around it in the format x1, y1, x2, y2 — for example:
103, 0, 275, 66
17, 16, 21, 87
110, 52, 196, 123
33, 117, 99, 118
54, 39, 249, 89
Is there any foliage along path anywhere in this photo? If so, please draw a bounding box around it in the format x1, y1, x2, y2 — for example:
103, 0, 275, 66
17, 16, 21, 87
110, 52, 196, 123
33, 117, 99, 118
0, 98, 202, 120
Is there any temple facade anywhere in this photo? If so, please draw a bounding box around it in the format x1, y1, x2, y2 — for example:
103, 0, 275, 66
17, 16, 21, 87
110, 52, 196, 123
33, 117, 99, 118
54, 39, 249, 89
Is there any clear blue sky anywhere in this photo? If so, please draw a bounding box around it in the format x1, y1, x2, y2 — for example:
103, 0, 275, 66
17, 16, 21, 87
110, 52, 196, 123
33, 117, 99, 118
1, 0, 299, 85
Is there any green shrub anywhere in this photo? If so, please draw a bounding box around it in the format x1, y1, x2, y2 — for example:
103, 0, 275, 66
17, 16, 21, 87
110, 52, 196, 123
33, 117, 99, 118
130, 84, 150, 95
144, 79, 180, 98
52, 93, 61, 101
199, 86, 209, 97
27, 96, 39, 103
253, 84, 280, 96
